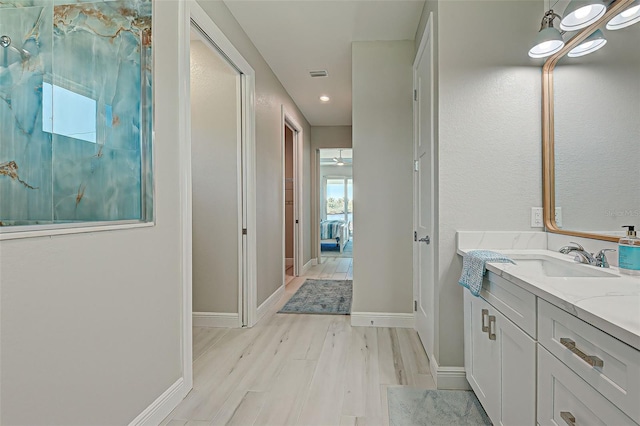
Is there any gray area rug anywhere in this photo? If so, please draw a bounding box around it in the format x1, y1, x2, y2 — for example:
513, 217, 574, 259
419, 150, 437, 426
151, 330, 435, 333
278, 279, 352, 315
388, 388, 492, 426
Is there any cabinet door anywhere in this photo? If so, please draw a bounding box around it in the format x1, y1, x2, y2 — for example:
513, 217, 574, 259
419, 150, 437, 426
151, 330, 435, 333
538, 345, 636, 426
494, 306, 536, 426
464, 292, 536, 426
465, 292, 500, 421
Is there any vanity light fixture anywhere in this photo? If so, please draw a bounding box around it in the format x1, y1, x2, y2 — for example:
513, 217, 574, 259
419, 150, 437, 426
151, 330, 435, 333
529, 10, 566, 58
560, 0, 607, 31
568, 29, 607, 56
319, 95, 330, 102
606, 0, 640, 29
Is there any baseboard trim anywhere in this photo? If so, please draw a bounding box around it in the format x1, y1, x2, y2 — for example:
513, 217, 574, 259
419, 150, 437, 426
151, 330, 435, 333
301, 258, 316, 275
257, 284, 285, 322
192, 312, 239, 328
128, 377, 187, 426
430, 357, 470, 390
285, 257, 294, 266
350, 312, 414, 328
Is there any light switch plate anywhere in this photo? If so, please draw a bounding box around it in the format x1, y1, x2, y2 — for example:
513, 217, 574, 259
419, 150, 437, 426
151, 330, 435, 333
531, 207, 543, 228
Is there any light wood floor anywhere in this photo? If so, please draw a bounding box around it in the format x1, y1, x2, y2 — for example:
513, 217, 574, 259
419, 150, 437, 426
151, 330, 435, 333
309, 256, 353, 281
163, 260, 434, 425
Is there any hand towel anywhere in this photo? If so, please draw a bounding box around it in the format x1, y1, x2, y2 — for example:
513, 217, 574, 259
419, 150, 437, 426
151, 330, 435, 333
459, 250, 515, 296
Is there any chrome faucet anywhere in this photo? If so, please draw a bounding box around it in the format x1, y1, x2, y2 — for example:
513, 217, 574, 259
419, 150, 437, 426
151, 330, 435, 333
559, 241, 585, 254
559, 242, 616, 268
594, 249, 616, 268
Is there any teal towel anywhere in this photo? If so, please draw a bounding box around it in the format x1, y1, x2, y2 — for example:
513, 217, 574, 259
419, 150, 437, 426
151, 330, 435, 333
459, 250, 515, 296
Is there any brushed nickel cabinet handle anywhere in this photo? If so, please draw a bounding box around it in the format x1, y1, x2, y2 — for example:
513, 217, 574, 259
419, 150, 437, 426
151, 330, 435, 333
560, 338, 604, 368
481, 309, 489, 333
560, 411, 576, 426
488, 315, 496, 340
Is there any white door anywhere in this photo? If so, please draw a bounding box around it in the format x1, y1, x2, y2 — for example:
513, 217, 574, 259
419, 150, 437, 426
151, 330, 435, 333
413, 15, 435, 359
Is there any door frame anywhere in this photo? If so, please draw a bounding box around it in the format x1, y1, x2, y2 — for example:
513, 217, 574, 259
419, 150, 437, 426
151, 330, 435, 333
281, 107, 304, 280
412, 12, 437, 375
177, 0, 257, 391
314, 148, 322, 264
313, 148, 353, 264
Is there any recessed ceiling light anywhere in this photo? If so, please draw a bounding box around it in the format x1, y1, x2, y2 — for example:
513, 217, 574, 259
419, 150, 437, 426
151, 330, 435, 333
320, 95, 330, 102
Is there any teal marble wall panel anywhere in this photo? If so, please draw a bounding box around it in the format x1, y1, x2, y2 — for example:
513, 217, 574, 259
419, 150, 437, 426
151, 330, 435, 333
0, 5, 52, 223
0, 0, 152, 227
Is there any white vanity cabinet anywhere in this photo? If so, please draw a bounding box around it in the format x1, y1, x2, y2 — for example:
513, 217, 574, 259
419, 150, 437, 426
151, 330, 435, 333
463, 278, 536, 426
537, 300, 640, 425
462, 265, 640, 426
537, 345, 636, 426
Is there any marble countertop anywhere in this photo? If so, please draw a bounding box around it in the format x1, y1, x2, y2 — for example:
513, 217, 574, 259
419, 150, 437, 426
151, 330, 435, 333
457, 247, 640, 351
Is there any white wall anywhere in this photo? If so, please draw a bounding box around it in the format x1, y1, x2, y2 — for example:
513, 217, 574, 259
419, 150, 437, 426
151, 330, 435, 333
196, 0, 312, 305
190, 39, 239, 314
311, 126, 352, 150
352, 41, 415, 314
0, 0, 316, 421
0, 2, 183, 423
435, 0, 544, 367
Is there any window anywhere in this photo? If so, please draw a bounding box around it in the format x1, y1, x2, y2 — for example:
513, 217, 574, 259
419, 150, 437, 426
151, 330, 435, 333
325, 177, 353, 232
42, 82, 97, 144
0, 1, 153, 233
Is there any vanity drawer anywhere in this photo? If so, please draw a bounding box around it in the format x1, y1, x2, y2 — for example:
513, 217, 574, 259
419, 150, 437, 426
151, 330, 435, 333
538, 299, 640, 423
482, 271, 537, 338
538, 345, 637, 426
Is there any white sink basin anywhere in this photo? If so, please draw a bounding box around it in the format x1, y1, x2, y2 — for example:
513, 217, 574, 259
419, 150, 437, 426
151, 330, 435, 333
505, 254, 619, 278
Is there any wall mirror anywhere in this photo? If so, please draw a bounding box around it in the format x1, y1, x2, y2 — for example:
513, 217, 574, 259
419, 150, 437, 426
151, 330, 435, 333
543, 0, 640, 242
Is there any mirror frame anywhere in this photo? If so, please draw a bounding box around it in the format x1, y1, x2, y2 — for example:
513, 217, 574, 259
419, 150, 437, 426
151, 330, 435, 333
542, 0, 635, 243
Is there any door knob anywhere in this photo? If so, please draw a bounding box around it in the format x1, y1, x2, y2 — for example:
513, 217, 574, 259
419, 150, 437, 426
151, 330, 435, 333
418, 236, 430, 244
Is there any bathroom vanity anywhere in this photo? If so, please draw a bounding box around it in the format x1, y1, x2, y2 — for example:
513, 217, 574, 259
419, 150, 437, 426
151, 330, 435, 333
459, 242, 640, 426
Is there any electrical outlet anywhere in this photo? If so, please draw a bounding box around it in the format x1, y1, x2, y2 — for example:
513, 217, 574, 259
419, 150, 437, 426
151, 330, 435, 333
555, 207, 563, 228
531, 207, 543, 227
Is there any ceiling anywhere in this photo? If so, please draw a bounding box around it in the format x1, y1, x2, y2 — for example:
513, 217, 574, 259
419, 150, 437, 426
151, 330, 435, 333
320, 149, 353, 166
223, 0, 425, 126
320, 148, 352, 160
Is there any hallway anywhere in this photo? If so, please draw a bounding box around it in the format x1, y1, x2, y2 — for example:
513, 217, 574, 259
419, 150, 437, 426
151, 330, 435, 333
163, 269, 434, 425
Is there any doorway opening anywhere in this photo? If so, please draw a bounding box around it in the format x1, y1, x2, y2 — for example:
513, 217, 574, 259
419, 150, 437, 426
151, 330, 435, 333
318, 148, 353, 270
183, 0, 258, 378
284, 124, 295, 285
190, 25, 245, 331
281, 109, 304, 287
277, 147, 353, 316
178, 0, 257, 401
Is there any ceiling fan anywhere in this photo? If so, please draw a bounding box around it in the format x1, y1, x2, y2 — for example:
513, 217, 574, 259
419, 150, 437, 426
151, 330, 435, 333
332, 149, 350, 166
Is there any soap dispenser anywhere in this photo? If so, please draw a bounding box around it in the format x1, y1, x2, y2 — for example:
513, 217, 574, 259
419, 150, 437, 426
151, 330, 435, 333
619, 225, 640, 276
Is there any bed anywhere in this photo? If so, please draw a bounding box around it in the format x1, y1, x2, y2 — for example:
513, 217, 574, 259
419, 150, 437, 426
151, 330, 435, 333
320, 219, 350, 253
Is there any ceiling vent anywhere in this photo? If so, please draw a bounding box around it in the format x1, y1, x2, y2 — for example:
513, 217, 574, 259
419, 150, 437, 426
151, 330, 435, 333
309, 70, 328, 78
